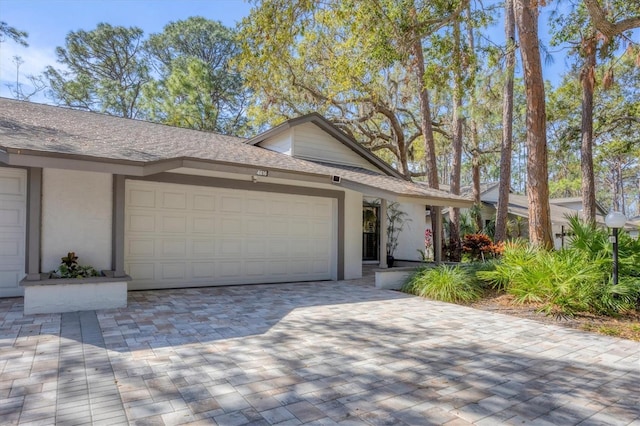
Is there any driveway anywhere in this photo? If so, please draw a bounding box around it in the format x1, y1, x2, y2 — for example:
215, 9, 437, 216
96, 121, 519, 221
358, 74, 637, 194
1, 277, 638, 425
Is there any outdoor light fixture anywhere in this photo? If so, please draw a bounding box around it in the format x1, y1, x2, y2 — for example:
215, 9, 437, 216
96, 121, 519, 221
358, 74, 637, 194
605, 211, 626, 286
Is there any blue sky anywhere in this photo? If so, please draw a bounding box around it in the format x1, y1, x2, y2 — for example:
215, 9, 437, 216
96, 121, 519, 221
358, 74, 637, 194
0, 0, 253, 99
0, 0, 604, 102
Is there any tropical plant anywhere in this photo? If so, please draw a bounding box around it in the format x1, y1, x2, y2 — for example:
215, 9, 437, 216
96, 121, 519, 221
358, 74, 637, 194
567, 214, 640, 278
52, 251, 99, 279
402, 264, 482, 304
462, 233, 504, 261
386, 202, 411, 258
476, 241, 640, 316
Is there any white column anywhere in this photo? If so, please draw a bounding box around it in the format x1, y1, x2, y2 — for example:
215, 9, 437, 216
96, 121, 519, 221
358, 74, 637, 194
379, 199, 388, 268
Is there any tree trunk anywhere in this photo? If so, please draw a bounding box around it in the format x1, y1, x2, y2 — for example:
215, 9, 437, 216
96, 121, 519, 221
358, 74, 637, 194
449, 20, 463, 261
514, 0, 553, 249
580, 35, 597, 223
495, 0, 516, 243
412, 37, 441, 256
413, 39, 439, 191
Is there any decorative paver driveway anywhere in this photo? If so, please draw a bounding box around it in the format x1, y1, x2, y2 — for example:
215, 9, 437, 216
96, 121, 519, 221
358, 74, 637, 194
1, 279, 639, 426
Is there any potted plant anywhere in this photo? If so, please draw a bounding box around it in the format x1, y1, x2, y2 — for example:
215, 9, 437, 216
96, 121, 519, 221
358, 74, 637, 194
386, 202, 411, 267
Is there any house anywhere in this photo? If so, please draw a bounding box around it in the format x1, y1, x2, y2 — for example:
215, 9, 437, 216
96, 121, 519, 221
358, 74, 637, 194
0, 98, 472, 303
436, 183, 637, 249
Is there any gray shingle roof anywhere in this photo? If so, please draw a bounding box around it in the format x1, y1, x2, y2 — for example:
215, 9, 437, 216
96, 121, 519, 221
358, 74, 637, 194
0, 98, 471, 205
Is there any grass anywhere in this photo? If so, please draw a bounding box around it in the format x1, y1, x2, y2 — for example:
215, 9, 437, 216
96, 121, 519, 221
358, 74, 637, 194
401, 264, 482, 304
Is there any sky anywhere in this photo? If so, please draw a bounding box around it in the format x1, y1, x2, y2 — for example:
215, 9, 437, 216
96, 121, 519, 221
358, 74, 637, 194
0, 0, 254, 99
0, 0, 625, 103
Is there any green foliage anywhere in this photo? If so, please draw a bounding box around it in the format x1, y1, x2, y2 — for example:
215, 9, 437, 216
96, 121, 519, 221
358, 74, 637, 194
53, 252, 99, 279
476, 240, 640, 316
143, 17, 250, 135
0, 21, 28, 46
386, 202, 411, 257
402, 264, 482, 304
45, 23, 150, 118
567, 215, 640, 278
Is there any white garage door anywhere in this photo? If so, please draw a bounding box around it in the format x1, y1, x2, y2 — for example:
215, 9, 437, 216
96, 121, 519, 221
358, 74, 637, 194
0, 168, 27, 298
125, 180, 336, 290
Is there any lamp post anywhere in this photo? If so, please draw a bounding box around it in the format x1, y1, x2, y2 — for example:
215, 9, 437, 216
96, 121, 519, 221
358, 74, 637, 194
605, 211, 626, 285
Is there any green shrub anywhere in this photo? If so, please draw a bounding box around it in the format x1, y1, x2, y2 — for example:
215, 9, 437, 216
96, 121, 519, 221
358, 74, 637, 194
567, 215, 640, 278
476, 241, 640, 316
402, 264, 482, 304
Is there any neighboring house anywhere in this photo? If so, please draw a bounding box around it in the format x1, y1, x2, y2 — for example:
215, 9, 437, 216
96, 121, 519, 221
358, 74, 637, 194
0, 98, 471, 298
435, 183, 638, 249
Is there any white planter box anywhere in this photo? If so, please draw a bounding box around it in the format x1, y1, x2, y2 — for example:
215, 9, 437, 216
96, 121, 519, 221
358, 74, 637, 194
21, 274, 130, 314
375, 267, 416, 290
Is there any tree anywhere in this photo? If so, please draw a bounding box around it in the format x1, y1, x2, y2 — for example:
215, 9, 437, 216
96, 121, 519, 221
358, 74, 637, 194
6, 55, 47, 101
144, 17, 250, 135
514, 0, 553, 248
45, 23, 150, 118
494, 0, 516, 243
0, 21, 28, 46
551, 0, 640, 222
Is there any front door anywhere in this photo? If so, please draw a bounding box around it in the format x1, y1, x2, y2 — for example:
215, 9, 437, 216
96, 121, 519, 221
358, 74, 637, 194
362, 205, 379, 261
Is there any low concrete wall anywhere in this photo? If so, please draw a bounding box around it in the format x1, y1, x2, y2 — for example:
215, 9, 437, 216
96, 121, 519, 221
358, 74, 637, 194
21, 274, 130, 315
375, 266, 417, 290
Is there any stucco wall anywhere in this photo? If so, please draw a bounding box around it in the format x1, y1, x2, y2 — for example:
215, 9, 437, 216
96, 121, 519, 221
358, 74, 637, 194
393, 201, 426, 261
41, 169, 112, 273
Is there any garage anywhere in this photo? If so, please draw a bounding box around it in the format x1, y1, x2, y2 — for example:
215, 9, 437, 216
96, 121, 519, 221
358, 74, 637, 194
0, 168, 27, 297
125, 180, 337, 290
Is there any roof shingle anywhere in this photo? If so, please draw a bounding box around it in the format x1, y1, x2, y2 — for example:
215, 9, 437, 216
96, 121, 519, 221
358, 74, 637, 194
0, 98, 471, 205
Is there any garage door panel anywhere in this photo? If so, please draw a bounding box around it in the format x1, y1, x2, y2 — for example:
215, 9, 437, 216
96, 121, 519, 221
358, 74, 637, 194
220, 217, 242, 234
219, 239, 242, 257
218, 261, 242, 277
245, 218, 265, 235
192, 262, 215, 279
161, 216, 187, 233
0, 168, 26, 298
268, 240, 288, 257
0, 270, 21, 288
246, 239, 266, 256
245, 261, 266, 276
269, 220, 288, 236
246, 198, 267, 215
127, 239, 155, 257
312, 259, 330, 274
161, 263, 186, 280
192, 216, 215, 234
129, 214, 155, 232
125, 180, 335, 289
290, 240, 310, 257
127, 263, 155, 280
193, 194, 216, 211
162, 192, 187, 209
269, 200, 288, 216
161, 239, 186, 257
128, 189, 155, 207
291, 201, 310, 216
192, 240, 215, 257
0, 205, 23, 228
221, 195, 243, 212
0, 174, 23, 196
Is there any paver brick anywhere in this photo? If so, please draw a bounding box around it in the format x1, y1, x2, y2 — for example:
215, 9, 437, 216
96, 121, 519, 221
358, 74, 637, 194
2, 274, 639, 425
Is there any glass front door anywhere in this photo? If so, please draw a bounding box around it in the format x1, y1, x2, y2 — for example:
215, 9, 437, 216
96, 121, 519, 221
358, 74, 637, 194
362, 205, 379, 261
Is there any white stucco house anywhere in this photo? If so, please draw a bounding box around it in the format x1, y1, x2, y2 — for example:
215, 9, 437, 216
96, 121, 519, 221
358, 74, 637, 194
0, 98, 471, 310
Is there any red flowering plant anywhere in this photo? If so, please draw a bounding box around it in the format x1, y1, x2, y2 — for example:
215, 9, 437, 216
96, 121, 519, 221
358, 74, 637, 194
462, 233, 504, 261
